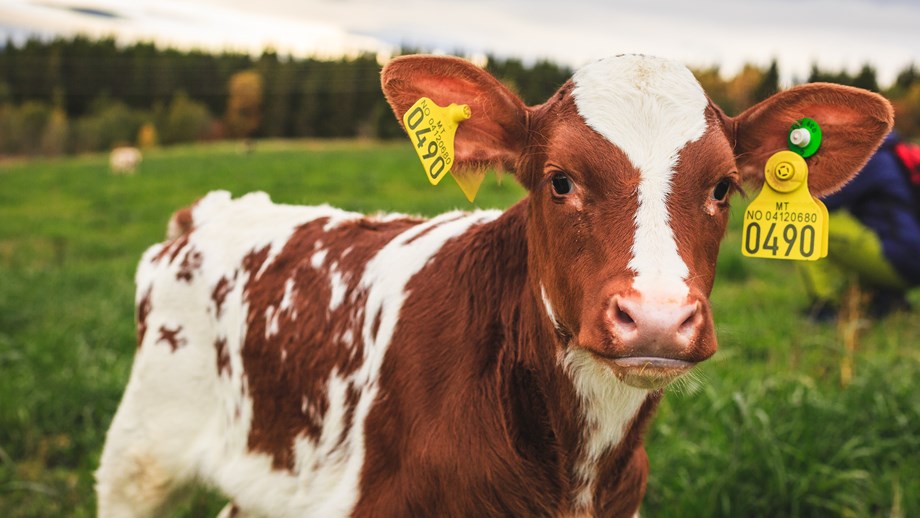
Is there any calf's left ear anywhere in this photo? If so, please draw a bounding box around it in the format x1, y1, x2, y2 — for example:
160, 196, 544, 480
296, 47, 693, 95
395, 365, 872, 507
725, 83, 894, 196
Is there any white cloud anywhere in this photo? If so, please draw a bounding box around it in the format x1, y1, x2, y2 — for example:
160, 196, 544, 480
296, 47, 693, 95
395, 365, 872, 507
0, 0, 384, 57
1, 0, 917, 85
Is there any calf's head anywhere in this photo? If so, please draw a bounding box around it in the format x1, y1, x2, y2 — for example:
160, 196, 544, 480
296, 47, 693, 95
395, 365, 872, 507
383, 55, 892, 389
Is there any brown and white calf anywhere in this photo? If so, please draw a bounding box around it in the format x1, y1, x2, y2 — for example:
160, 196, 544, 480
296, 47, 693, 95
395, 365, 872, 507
96, 55, 892, 517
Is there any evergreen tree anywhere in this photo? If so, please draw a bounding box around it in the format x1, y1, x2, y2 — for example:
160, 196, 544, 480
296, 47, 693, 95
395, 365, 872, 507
852, 64, 879, 92
895, 63, 917, 92
753, 60, 779, 102
258, 50, 295, 138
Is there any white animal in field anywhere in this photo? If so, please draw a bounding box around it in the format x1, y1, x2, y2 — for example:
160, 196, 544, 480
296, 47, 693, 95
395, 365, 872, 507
110, 147, 142, 175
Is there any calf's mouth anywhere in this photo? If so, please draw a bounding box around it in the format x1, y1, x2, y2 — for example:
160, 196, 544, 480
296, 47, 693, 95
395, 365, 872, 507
589, 351, 697, 389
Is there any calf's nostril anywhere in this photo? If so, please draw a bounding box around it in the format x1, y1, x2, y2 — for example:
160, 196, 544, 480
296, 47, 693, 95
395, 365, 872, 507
677, 302, 702, 337
612, 298, 637, 330
615, 304, 634, 325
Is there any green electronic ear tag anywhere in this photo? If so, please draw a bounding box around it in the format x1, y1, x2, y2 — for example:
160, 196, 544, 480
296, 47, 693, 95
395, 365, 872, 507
741, 150, 829, 261
402, 97, 482, 202
788, 117, 822, 158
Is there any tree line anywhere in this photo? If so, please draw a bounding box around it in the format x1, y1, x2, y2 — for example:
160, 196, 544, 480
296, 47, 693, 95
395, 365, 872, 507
0, 36, 917, 157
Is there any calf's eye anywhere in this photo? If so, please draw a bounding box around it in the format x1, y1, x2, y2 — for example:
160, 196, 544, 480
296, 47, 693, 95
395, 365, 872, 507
551, 173, 573, 195
711, 178, 732, 201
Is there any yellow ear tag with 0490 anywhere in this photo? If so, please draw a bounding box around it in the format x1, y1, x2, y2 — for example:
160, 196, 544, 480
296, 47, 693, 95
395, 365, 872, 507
741, 150, 829, 261
402, 97, 482, 202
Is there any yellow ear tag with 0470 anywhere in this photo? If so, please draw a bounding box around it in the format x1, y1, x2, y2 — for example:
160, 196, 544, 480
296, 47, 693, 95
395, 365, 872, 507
741, 150, 829, 261
402, 97, 482, 202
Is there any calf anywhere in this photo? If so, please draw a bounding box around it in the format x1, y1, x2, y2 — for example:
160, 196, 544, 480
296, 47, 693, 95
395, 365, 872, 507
110, 146, 142, 175
96, 55, 892, 517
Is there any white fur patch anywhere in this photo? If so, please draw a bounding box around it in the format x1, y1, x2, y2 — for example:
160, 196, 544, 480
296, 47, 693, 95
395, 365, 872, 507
280, 278, 297, 317
328, 263, 348, 311
561, 348, 649, 510
311, 249, 328, 269
572, 55, 708, 299
265, 305, 280, 338
540, 283, 559, 328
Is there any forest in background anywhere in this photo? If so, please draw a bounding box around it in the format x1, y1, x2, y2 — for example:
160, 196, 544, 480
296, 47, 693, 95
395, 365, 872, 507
0, 36, 918, 157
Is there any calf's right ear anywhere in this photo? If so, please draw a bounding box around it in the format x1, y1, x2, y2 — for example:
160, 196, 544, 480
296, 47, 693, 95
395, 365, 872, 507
381, 55, 529, 175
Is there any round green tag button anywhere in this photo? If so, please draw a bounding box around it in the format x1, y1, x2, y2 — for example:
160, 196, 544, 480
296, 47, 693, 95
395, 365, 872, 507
788, 118, 822, 158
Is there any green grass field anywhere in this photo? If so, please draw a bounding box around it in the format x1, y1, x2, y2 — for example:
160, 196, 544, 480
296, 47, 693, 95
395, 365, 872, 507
1, 140, 918, 517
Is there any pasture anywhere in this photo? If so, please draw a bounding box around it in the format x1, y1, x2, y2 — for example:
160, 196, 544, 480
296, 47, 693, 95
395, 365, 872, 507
1, 139, 918, 517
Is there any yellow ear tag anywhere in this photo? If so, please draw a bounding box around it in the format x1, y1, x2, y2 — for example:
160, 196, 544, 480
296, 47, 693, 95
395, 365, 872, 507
402, 97, 480, 202
450, 169, 488, 204
741, 150, 829, 261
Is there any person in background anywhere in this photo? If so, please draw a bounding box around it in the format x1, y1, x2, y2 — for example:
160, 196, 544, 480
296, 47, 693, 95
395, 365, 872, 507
802, 132, 920, 319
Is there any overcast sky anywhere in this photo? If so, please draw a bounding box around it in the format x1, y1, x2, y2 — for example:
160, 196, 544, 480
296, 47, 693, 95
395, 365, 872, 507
2, 0, 918, 86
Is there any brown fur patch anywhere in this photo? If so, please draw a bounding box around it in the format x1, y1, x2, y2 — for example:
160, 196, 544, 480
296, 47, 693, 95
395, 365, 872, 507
353, 204, 595, 517
216, 337, 231, 377
176, 247, 203, 283
212, 275, 235, 319
151, 234, 190, 264
241, 216, 419, 471
157, 325, 186, 352
136, 286, 152, 349
167, 207, 195, 240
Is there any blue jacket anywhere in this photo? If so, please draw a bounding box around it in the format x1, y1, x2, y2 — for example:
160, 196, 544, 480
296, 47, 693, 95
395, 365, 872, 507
822, 133, 920, 284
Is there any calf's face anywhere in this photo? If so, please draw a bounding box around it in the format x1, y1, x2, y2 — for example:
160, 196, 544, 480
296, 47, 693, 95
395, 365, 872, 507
382, 54, 893, 389
524, 57, 732, 388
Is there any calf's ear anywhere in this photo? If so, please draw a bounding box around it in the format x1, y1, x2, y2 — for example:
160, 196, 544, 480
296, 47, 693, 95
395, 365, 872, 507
725, 83, 893, 196
381, 55, 528, 174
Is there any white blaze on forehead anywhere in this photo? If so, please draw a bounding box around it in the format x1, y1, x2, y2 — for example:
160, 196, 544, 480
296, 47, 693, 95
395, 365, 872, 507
572, 55, 708, 298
